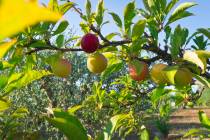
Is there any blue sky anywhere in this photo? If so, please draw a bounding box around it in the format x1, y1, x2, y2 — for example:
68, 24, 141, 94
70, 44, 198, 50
41, 0, 209, 39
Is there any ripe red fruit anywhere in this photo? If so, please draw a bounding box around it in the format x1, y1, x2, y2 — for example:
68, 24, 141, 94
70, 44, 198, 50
81, 33, 99, 53
51, 58, 72, 78
129, 60, 149, 81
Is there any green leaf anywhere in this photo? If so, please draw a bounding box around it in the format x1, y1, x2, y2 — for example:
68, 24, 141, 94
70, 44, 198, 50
163, 66, 179, 84
95, 0, 105, 27
11, 107, 28, 118
65, 36, 80, 45
0, 98, 10, 112
33, 22, 50, 33
164, 26, 171, 43
167, 2, 197, 25
153, 136, 160, 140
147, 0, 155, 9
150, 86, 165, 107
185, 32, 199, 46
0, 75, 8, 90
47, 110, 88, 140
48, 0, 59, 12
101, 62, 123, 81
0, 40, 16, 60
142, 0, 151, 12
124, 1, 136, 34
198, 28, 210, 39
4, 70, 52, 94
199, 111, 210, 129
137, 9, 150, 18
146, 0, 165, 17
109, 12, 123, 29
105, 33, 119, 40
183, 51, 206, 73
103, 114, 132, 140
165, 0, 179, 14
184, 128, 207, 137
192, 36, 208, 50
29, 40, 46, 48
59, 1, 74, 15
56, 34, 64, 48
194, 74, 210, 88
53, 20, 69, 35
132, 20, 146, 41
196, 50, 210, 58
147, 20, 158, 41
159, 0, 167, 11
139, 129, 149, 140
170, 25, 188, 58
197, 88, 210, 106
130, 38, 147, 54
168, 11, 194, 26
80, 22, 90, 33
85, 0, 91, 20
67, 105, 83, 114
171, 2, 197, 16
172, 92, 185, 106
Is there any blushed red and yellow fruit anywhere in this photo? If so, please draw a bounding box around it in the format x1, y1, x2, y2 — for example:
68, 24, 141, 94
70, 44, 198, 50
81, 33, 99, 53
150, 63, 168, 84
51, 58, 72, 78
174, 68, 192, 86
129, 60, 149, 81
87, 53, 108, 74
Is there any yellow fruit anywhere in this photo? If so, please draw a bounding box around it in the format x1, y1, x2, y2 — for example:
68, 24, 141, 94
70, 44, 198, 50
87, 53, 108, 74
150, 64, 168, 84
174, 68, 192, 87
51, 58, 72, 78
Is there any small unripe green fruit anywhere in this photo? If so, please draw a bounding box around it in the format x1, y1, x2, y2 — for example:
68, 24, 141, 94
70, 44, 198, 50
51, 58, 72, 78
87, 53, 108, 74
150, 63, 168, 84
129, 60, 149, 81
174, 68, 192, 87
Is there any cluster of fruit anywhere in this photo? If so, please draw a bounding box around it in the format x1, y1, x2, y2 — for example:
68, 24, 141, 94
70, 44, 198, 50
50, 33, 107, 78
50, 33, 192, 87
129, 61, 192, 87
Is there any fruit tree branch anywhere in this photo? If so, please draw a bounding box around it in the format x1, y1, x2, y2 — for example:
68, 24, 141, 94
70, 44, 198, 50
26, 47, 82, 55
26, 3, 173, 66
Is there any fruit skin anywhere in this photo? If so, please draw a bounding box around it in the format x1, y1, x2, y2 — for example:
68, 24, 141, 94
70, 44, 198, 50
150, 64, 168, 84
128, 60, 149, 81
87, 53, 108, 74
81, 33, 99, 53
174, 68, 192, 87
51, 58, 72, 78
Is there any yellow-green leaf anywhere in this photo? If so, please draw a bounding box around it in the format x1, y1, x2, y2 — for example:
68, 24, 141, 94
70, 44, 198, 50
0, 40, 16, 59
68, 105, 83, 114
0, 0, 61, 40
183, 51, 206, 73
4, 70, 52, 94
46, 109, 88, 140
196, 50, 210, 58
163, 66, 179, 84
0, 98, 10, 112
